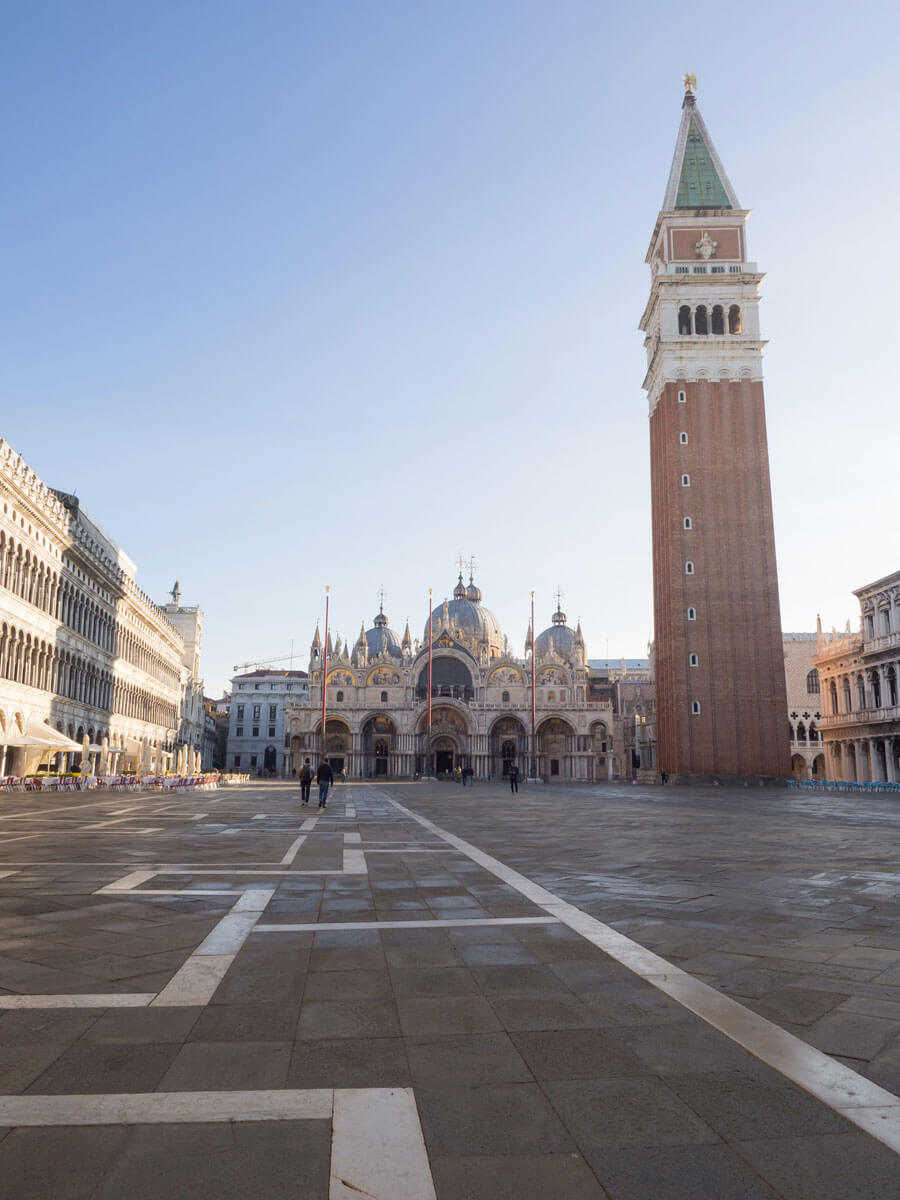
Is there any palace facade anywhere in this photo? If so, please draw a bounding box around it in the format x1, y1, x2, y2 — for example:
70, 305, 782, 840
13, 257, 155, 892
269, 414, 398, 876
816, 571, 900, 783
284, 573, 628, 781
0, 440, 208, 777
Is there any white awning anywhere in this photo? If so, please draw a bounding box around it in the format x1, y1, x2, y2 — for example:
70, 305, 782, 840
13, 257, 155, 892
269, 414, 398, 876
21, 720, 83, 751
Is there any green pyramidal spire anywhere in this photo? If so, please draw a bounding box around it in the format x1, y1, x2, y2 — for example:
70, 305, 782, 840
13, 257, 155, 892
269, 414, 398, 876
676, 118, 731, 207
663, 87, 739, 211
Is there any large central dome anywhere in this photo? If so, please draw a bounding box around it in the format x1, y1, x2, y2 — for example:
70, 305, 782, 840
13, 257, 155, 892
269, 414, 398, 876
423, 574, 503, 653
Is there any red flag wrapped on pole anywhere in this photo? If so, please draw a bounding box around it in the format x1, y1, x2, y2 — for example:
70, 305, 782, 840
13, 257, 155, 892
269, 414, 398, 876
530, 590, 536, 780
320, 586, 330, 762
427, 588, 433, 773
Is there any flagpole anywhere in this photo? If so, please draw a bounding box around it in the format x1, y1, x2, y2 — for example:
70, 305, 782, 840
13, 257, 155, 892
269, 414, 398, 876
530, 590, 536, 780
320, 585, 330, 763
427, 587, 433, 775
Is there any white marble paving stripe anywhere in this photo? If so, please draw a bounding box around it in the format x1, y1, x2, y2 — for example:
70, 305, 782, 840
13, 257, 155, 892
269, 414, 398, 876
255, 916, 559, 933
343, 832, 361, 844
83, 816, 144, 829
96, 869, 158, 893
151, 888, 274, 1006
385, 792, 900, 1158
0, 993, 155, 1009
330, 1087, 435, 1200
0, 1089, 333, 1126
343, 805, 356, 818
279, 833, 306, 865
341, 848, 367, 875
300, 816, 319, 831
0, 870, 19, 880
111, 806, 139, 815
0, 797, 125, 821
362, 848, 454, 854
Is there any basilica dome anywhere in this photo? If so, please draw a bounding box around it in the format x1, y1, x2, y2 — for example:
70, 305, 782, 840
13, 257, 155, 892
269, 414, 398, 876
424, 574, 503, 653
535, 607, 576, 659
365, 609, 403, 660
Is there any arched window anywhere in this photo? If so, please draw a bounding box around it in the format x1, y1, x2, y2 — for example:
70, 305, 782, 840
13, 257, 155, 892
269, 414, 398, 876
683, 517, 692, 529
679, 432, 688, 444
809, 722, 819, 742
711, 304, 725, 334
677, 389, 687, 403
843, 678, 852, 712
502, 690, 510, 703
380, 691, 388, 703
728, 305, 742, 334
691, 700, 701, 715
678, 306, 692, 335
829, 679, 838, 714
681, 474, 690, 487
547, 691, 555, 703
685, 561, 695, 575
687, 606, 696, 621
688, 653, 698, 667
796, 722, 806, 742
856, 675, 866, 710
695, 305, 708, 335
336, 691, 344, 702
806, 669, 820, 694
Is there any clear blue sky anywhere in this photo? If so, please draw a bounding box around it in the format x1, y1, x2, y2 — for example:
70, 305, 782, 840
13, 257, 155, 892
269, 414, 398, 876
3, 1, 898, 694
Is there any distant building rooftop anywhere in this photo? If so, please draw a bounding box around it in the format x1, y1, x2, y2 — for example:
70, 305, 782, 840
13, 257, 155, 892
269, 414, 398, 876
588, 659, 650, 671
232, 669, 308, 679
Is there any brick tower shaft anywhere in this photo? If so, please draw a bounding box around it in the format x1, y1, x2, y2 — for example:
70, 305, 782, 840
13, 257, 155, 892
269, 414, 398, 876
641, 83, 789, 783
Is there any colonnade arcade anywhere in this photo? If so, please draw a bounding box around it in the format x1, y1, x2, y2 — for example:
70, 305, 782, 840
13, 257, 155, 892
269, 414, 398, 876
287, 710, 614, 781
825, 735, 900, 784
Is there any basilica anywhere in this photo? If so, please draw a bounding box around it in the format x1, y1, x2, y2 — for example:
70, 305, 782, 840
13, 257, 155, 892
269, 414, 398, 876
284, 572, 628, 781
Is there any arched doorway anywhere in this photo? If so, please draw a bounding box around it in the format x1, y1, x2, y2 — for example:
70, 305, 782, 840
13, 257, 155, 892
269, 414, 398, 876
537, 717, 574, 779
432, 735, 457, 777
489, 716, 526, 776
791, 753, 806, 781
322, 718, 350, 775
264, 745, 277, 776
419, 705, 470, 776
362, 715, 396, 777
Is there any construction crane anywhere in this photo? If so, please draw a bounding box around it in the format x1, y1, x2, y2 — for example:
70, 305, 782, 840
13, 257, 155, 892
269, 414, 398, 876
232, 646, 296, 674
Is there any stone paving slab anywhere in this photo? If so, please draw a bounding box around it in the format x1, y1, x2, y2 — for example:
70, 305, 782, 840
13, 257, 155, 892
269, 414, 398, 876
0, 779, 898, 1196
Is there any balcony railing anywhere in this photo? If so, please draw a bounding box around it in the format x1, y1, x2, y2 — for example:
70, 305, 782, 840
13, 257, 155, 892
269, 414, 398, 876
820, 703, 900, 728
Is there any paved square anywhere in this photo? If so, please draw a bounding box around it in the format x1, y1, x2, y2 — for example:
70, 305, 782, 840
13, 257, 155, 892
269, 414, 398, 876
1, 779, 899, 1197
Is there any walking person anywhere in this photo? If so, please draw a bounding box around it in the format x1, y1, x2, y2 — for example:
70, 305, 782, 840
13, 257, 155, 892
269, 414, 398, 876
509, 763, 519, 794
299, 757, 313, 805
317, 758, 333, 808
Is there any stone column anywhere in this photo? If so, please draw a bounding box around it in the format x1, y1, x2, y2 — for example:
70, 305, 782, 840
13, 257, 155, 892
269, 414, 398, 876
884, 739, 896, 783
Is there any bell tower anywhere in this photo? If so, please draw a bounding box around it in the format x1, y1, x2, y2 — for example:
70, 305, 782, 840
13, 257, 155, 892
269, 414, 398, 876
641, 79, 789, 783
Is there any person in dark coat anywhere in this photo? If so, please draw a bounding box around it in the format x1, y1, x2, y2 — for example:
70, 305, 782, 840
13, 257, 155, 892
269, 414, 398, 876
299, 757, 313, 805
509, 763, 519, 793
317, 759, 333, 808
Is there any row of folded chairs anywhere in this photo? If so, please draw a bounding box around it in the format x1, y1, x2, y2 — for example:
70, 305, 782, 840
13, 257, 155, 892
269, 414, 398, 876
788, 778, 900, 792
2, 774, 220, 793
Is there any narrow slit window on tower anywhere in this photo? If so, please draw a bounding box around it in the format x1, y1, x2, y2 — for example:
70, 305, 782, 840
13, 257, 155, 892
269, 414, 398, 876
695, 305, 708, 335
687, 606, 697, 620
677, 389, 686, 403
691, 700, 701, 715
689, 653, 699, 667
711, 304, 725, 334
683, 516, 692, 529
678, 306, 692, 335
679, 432, 688, 444
681, 474, 690, 487
729, 304, 742, 334
685, 561, 695, 575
